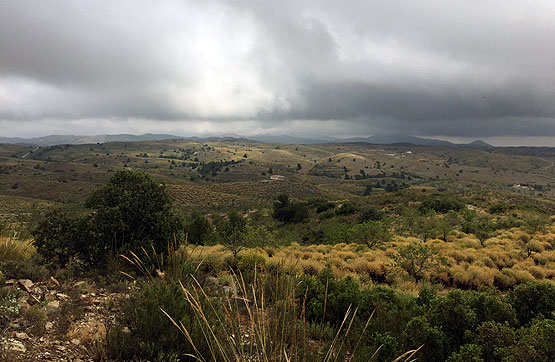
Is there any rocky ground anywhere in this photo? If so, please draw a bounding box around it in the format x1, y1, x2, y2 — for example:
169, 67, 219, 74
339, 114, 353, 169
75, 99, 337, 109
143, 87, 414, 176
1, 277, 123, 361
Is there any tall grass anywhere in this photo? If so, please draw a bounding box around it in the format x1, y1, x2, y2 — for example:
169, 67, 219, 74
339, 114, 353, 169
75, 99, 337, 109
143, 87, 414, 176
0, 236, 36, 262
165, 270, 421, 361
124, 246, 422, 361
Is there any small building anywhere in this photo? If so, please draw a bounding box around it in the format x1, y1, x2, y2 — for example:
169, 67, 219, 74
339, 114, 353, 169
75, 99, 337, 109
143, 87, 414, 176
270, 175, 285, 181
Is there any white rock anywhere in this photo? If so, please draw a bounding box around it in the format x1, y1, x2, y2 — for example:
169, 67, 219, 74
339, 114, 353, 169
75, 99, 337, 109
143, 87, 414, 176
4, 338, 26, 352
46, 300, 60, 313
19, 279, 34, 293
15, 332, 29, 340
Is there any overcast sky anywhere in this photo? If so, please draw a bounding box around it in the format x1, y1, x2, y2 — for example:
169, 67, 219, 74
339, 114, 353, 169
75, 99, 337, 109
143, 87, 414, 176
1, 0, 555, 145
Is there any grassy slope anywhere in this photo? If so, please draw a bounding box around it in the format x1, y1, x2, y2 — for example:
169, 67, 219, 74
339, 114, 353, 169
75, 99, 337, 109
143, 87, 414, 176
0, 140, 554, 215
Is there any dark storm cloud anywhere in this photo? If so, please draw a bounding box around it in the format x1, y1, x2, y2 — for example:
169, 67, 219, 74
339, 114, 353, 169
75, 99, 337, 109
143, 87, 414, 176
1, 0, 555, 139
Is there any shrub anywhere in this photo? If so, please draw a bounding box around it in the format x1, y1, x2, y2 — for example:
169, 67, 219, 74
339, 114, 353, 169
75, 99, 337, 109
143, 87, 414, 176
470, 291, 517, 327
401, 315, 446, 362
489, 203, 511, 214
371, 332, 399, 362
186, 212, 212, 245
335, 201, 356, 216
1, 254, 47, 280
429, 289, 478, 351
508, 282, 555, 325
33, 209, 91, 266
272, 194, 309, 224
316, 201, 335, 213
350, 220, 392, 249
500, 318, 555, 362
108, 278, 216, 361
522, 213, 551, 235
22, 306, 47, 336
393, 242, 446, 282
419, 197, 463, 214
472, 321, 515, 362
446, 344, 484, 362
0, 288, 21, 318
236, 252, 266, 272
85, 170, 184, 257
301, 269, 361, 325
359, 206, 384, 222
34, 170, 185, 267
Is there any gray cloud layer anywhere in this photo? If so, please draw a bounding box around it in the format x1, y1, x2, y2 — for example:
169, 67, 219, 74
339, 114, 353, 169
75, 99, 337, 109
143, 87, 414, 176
1, 0, 555, 140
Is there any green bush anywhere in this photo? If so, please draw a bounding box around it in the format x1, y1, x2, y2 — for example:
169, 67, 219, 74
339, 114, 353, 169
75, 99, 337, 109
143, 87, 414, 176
472, 321, 515, 362
107, 278, 218, 361
446, 344, 484, 362
335, 201, 356, 216
508, 282, 555, 325
401, 316, 446, 362
0, 255, 47, 281
301, 269, 361, 325
34, 170, 185, 267
359, 206, 384, 222
500, 318, 555, 362
419, 197, 463, 214
428, 289, 478, 351
85, 170, 185, 257
33, 209, 91, 267
186, 212, 212, 245
315, 201, 335, 213
236, 252, 266, 272
272, 194, 309, 224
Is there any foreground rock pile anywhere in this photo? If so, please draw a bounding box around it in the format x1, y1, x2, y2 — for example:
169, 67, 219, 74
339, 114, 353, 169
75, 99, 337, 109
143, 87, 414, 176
1, 277, 122, 361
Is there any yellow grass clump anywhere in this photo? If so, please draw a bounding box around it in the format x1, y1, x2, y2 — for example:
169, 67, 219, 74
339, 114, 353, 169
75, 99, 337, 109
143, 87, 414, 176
0, 237, 36, 262
185, 223, 555, 292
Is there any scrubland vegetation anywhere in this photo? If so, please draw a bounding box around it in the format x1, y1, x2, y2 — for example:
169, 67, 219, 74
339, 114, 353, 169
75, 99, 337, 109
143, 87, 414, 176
1, 140, 555, 361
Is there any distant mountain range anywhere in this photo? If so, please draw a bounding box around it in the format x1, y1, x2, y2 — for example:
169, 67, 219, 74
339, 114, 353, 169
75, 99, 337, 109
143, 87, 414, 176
341, 135, 493, 148
0, 133, 184, 147
0, 133, 493, 148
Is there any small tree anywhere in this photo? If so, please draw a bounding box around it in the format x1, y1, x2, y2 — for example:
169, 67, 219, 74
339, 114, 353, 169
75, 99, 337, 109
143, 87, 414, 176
523, 213, 550, 235
243, 224, 277, 248
394, 242, 446, 282
435, 217, 454, 241
218, 211, 247, 257
350, 220, 392, 249
363, 185, 372, 196
187, 212, 212, 245
517, 233, 543, 258
359, 206, 384, 222
462, 212, 495, 246
472, 217, 496, 246
417, 215, 440, 242
272, 194, 309, 224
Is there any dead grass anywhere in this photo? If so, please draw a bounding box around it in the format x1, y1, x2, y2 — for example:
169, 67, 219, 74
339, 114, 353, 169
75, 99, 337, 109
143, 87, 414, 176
188, 224, 555, 292
0, 237, 36, 261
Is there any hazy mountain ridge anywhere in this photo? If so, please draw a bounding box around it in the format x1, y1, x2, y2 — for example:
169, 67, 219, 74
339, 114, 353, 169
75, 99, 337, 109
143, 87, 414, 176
0, 133, 494, 148
0, 133, 184, 147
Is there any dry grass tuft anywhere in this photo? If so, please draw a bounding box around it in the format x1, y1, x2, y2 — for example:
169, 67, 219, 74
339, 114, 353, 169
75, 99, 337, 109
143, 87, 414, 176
0, 237, 36, 262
